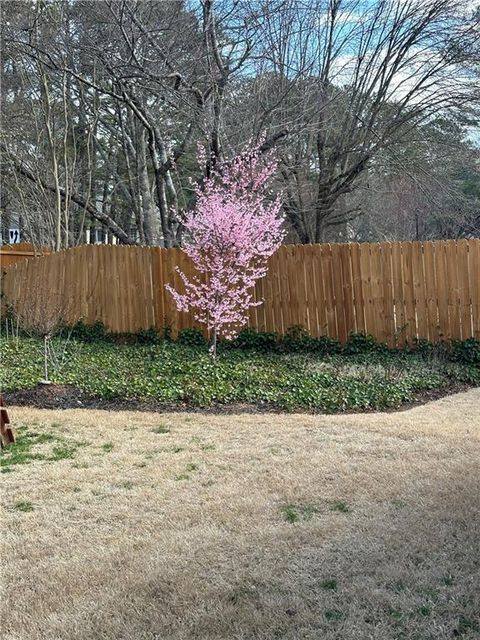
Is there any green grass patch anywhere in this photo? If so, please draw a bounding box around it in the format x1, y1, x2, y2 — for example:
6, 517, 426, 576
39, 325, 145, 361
0, 426, 86, 470
174, 462, 199, 481
12, 501, 34, 512
417, 605, 432, 617
325, 609, 345, 622
170, 446, 184, 453
151, 425, 170, 434
455, 615, 480, 635
386, 607, 403, 620
330, 500, 351, 513
280, 504, 320, 523
320, 579, 337, 591
200, 443, 216, 451
386, 580, 406, 593
281, 505, 300, 523
50, 444, 79, 461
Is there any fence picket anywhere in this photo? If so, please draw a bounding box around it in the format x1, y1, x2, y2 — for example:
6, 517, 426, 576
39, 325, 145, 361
470, 239, 480, 340
262, 252, 276, 333
276, 246, 290, 330
330, 243, 348, 343
320, 244, 337, 337
411, 242, 428, 340
312, 243, 328, 336
445, 240, 461, 339
296, 246, 309, 330
423, 242, 438, 342
350, 243, 365, 335
303, 245, 318, 335
340, 244, 355, 338
401, 242, 417, 343
456, 240, 471, 340
359, 243, 375, 336
378, 243, 394, 347
435, 241, 450, 341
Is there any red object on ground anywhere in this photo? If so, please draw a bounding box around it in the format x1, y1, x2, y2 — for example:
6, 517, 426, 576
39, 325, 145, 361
0, 395, 15, 447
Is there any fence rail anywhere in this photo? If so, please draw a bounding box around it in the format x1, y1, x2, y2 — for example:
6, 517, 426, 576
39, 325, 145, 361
1, 239, 479, 345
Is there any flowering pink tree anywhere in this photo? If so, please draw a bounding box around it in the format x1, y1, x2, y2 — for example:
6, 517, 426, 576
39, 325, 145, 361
166, 140, 285, 358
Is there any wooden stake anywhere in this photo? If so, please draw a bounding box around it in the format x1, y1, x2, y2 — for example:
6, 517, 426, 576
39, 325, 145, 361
0, 395, 15, 448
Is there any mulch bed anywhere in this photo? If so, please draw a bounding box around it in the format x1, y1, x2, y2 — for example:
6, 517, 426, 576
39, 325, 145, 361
3, 381, 475, 415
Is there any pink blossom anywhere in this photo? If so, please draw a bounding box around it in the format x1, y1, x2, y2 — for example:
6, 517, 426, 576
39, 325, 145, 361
165, 139, 285, 355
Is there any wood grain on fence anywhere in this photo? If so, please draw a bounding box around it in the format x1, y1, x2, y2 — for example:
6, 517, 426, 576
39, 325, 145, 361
2, 240, 479, 344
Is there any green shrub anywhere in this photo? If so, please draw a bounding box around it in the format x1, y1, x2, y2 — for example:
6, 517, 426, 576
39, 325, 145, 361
135, 328, 163, 345
69, 321, 109, 343
343, 332, 387, 355
409, 337, 480, 368
280, 326, 341, 355
282, 325, 311, 352
68, 322, 162, 345
451, 338, 480, 366
409, 338, 435, 356
161, 323, 173, 341
232, 328, 279, 351
177, 328, 207, 347
311, 335, 342, 355
409, 338, 452, 360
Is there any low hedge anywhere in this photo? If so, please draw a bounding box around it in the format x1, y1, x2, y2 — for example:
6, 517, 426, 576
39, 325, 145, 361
62, 321, 480, 366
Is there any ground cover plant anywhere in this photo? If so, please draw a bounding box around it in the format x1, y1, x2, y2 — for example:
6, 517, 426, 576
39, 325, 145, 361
1, 393, 479, 639
1, 328, 478, 412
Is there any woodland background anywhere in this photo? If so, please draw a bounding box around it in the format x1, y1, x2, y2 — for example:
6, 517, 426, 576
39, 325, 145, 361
1, 0, 479, 249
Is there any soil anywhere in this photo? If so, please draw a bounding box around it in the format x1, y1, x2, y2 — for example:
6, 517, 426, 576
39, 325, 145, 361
2, 381, 475, 415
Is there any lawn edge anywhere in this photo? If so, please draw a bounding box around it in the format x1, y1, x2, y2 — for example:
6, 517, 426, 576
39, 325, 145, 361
3, 381, 477, 416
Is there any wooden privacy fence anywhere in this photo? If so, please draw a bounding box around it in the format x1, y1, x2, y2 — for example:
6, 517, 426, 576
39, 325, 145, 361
1, 239, 479, 345
0, 243, 49, 268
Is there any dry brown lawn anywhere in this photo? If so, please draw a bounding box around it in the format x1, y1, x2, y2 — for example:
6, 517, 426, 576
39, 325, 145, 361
1, 390, 479, 640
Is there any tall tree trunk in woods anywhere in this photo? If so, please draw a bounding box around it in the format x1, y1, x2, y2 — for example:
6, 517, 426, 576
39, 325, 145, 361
138, 129, 158, 244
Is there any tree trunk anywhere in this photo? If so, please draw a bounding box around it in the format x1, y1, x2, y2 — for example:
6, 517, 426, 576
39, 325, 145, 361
43, 335, 49, 383
138, 130, 158, 244
210, 327, 217, 360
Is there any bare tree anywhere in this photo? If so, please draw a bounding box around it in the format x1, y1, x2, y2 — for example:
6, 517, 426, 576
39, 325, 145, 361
232, 0, 479, 241
8, 273, 74, 383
